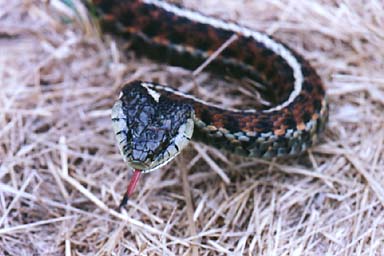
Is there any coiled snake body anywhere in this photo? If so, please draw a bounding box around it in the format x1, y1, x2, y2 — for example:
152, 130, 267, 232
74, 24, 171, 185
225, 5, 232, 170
90, 0, 328, 204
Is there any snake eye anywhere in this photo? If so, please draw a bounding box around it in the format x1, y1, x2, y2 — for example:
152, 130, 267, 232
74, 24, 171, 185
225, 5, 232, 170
111, 81, 194, 172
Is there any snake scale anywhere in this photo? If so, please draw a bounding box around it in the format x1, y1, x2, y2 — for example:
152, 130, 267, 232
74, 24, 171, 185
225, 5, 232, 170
88, 0, 328, 205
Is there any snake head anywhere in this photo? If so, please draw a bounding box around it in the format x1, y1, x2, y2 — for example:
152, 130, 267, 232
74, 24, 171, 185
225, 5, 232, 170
112, 81, 194, 172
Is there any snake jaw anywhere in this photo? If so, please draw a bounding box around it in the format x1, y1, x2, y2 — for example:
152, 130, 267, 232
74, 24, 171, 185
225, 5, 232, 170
149, 116, 194, 172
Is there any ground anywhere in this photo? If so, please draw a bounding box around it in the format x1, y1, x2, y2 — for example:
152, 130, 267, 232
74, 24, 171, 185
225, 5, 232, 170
0, 0, 383, 255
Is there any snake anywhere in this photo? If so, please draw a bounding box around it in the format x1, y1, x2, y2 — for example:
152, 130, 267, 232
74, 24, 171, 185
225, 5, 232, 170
87, 0, 328, 206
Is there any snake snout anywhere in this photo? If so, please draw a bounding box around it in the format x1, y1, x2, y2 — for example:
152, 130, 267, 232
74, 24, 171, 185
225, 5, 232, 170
129, 160, 150, 170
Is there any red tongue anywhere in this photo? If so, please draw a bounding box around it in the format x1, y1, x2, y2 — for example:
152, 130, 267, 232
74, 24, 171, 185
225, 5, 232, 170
119, 169, 142, 208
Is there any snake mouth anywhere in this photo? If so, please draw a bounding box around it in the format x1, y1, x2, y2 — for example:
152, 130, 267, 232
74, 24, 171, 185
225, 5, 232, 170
129, 160, 150, 170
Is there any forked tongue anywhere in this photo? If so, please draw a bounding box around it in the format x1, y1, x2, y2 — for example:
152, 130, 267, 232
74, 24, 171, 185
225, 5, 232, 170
119, 169, 142, 209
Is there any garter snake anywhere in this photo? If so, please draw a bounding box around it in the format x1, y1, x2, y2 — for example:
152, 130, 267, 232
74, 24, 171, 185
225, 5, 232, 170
88, 0, 328, 205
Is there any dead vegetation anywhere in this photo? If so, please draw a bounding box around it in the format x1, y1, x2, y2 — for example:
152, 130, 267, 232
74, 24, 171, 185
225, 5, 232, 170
0, 0, 383, 255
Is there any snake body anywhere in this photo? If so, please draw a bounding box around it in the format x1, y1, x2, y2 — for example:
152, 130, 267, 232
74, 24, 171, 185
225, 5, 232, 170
90, 0, 328, 174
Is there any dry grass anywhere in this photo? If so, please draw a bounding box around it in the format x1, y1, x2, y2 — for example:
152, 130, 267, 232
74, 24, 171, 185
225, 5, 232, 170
1, 0, 384, 255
